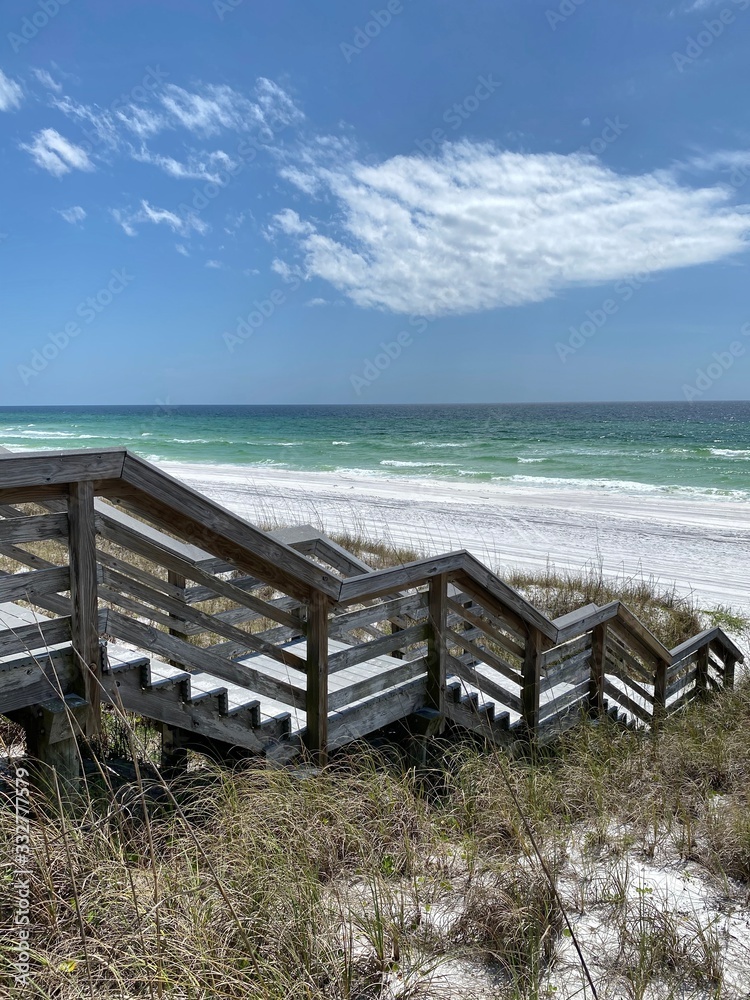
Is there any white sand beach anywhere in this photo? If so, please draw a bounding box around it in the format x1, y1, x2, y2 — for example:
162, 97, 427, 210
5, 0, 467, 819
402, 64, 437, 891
161, 461, 750, 621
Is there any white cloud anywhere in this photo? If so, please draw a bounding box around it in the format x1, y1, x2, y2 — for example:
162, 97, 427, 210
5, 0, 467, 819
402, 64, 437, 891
58, 205, 86, 225
205, 259, 224, 269
112, 199, 208, 237
158, 78, 302, 137
0, 69, 23, 112
270, 208, 314, 236
51, 95, 120, 148
306, 297, 328, 307
275, 141, 750, 316
175, 243, 190, 256
21, 128, 94, 176
131, 145, 236, 182
32, 68, 62, 93
116, 105, 167, 139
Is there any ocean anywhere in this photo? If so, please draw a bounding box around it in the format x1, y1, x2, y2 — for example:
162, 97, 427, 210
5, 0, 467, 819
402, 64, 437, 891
1, 402, 749, 501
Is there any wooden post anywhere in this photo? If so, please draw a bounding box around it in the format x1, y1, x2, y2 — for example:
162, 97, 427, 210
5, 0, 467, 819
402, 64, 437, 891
390, 620, 404, 659
724, 654, 737, 691
695, 644, 709, 701
67, 481, 101, 737
426, 574, 448, 717
522, 627, 543, 740
653, 656, 669, 725
304, 592, 329, 765
167, 571, 187, 667
588, 624, 607, 717
22, 695, 89, 800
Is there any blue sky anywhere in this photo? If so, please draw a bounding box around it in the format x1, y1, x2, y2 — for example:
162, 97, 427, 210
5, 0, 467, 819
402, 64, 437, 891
1, 0, 749, 405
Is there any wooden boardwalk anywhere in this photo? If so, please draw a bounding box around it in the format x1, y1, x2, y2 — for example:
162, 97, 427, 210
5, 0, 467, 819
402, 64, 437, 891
0, 447, 743, 783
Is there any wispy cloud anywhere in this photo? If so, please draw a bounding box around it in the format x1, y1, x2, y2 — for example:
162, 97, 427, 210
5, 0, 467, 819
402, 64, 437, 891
130, 145, 237, 182
21, 128, 94, 176
112, 199, 208, 237
57, 205, 86, 225
32, 68, 62, 93
0, 69, 23, 112
275, 140, 750, 316
157, 78, 302, 137
205, 259, 224, 269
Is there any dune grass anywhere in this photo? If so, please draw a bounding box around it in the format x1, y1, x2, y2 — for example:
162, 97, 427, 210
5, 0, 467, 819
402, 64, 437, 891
1, 522, 749, 997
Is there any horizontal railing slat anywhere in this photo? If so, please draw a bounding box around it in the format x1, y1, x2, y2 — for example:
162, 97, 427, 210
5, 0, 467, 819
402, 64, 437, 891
328, 623, 429, 674
0, 513, 69, 545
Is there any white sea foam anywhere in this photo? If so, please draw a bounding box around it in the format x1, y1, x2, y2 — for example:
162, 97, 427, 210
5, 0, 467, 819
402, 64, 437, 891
710, 448, 750, 459
331, 441, 350, 445
381, 459, 459, 468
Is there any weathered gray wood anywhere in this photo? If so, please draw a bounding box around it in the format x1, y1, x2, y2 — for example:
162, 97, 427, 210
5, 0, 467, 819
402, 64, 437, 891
589, 623, 606, 716
328, 622, 429, 674
671, 627, 744, 664
338, 553, 467, 605
0, 566, 70, 605
459, 555, 558, 641
449, 655, 524, 716
695, 643, 709, 701
602, 679, 652, 725
0, 541, 58, 572
328, 656, 426, 712
0, 648, 79, 713
447, 627, 523, 687
0, 449, 126, 489
552, 603, 599, 629
328, 593, 427, 637
425, 574, 448, 717
521, 627, 544, 737
106, 610, 306, 709
553, 602, 620, 643
67, 481, 101, 734
543, 648, 592, 688
0, 616, 72, 658
540, 679, 591, 724
607, 634, 655, 684
666, 666, 698, 701
100, 565, 308, 672
304, 592, 329, 763
604, 657, 655, 707
327, 676, 427, 750
0, 513, 69, 545
446, 597, 525, 660
119, 454, 339, 599
97, 510, 306, 632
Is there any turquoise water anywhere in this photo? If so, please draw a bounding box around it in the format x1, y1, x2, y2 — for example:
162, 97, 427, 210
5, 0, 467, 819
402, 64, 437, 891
0, 403, 749, 499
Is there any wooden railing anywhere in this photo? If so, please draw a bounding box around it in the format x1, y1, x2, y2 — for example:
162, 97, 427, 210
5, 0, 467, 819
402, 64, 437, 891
0, 448, 744, 764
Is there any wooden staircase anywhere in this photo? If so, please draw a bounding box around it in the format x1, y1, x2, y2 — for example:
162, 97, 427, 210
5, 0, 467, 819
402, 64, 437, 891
0, 447, 743, 781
